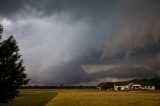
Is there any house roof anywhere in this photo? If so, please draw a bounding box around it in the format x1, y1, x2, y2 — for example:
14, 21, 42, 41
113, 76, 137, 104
131, 84, 142, 86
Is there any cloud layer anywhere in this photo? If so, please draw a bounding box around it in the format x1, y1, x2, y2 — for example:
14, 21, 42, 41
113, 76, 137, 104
0, 0, 160, 85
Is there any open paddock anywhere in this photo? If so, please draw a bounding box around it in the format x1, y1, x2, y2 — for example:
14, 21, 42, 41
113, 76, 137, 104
0, 89, 160, 106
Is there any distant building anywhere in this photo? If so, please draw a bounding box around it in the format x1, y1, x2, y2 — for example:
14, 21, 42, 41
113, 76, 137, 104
114, 83, 155, 91
97, 87, 102, 90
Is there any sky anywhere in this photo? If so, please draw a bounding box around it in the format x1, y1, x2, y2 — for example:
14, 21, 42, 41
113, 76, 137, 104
0, 0, 160, 85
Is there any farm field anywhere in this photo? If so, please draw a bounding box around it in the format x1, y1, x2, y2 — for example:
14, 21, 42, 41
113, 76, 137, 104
0, 89, 160, 106
0, 89, 58, 106
46, 90, 160, 106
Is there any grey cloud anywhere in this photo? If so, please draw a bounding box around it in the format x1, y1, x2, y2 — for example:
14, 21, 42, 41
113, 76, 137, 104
0, 0, 160, 85
143, 53, 160, 72
0, 0, 28, 17
90, 65, 158, 79
101, 0, 160, 58
2, 16, 97, 85
33, 62, 93, 85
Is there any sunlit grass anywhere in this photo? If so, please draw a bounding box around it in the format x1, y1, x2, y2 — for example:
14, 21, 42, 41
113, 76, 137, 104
46, 90, 160, 106
0, 89, 58, 106
1, 89, 160, 106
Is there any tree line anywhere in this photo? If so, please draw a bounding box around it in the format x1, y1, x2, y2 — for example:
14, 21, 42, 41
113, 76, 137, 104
98, 77, 160, 90
20, 85, 96, 89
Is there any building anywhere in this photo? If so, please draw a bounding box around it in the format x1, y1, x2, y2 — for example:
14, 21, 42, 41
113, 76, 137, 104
96, 87, 102, 90
114, 82, 155, 91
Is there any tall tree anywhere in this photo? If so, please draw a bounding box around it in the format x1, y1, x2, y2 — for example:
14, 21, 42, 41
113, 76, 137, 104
0, 24, 29, 103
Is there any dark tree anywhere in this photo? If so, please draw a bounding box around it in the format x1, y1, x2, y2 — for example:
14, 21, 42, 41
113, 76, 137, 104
150, 77, 160, 89
98, 82, 114, 90
0, 24, 29, 103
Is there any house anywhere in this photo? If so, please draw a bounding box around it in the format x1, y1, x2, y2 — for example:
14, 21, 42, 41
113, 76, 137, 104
114, 82, 155, 91
96, 87, 102, 90
140, 82, 155, 90
130, 83, 142, 90
114, 82, 133, 91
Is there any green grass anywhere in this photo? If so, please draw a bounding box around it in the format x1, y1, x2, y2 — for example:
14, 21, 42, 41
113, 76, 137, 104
0, 89, 58, 106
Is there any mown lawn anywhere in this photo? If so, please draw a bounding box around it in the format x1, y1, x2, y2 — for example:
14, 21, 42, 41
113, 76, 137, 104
0, 89, 58, 106
46, 90, 160, 106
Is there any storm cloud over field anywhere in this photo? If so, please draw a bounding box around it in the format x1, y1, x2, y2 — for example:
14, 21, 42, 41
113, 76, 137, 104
0, 0, 160, 85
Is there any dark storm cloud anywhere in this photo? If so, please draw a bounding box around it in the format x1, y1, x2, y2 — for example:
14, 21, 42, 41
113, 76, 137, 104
90, 66, 158, 79
31, 62, 94, 85
0, 0, 109, 15
0, 0, 28, 17
1, 0, 160, 85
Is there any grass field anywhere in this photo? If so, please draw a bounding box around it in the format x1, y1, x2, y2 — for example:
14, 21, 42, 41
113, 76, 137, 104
46, 90, 160, 106
0, 89, 58, 106
0, 89, 160, 106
